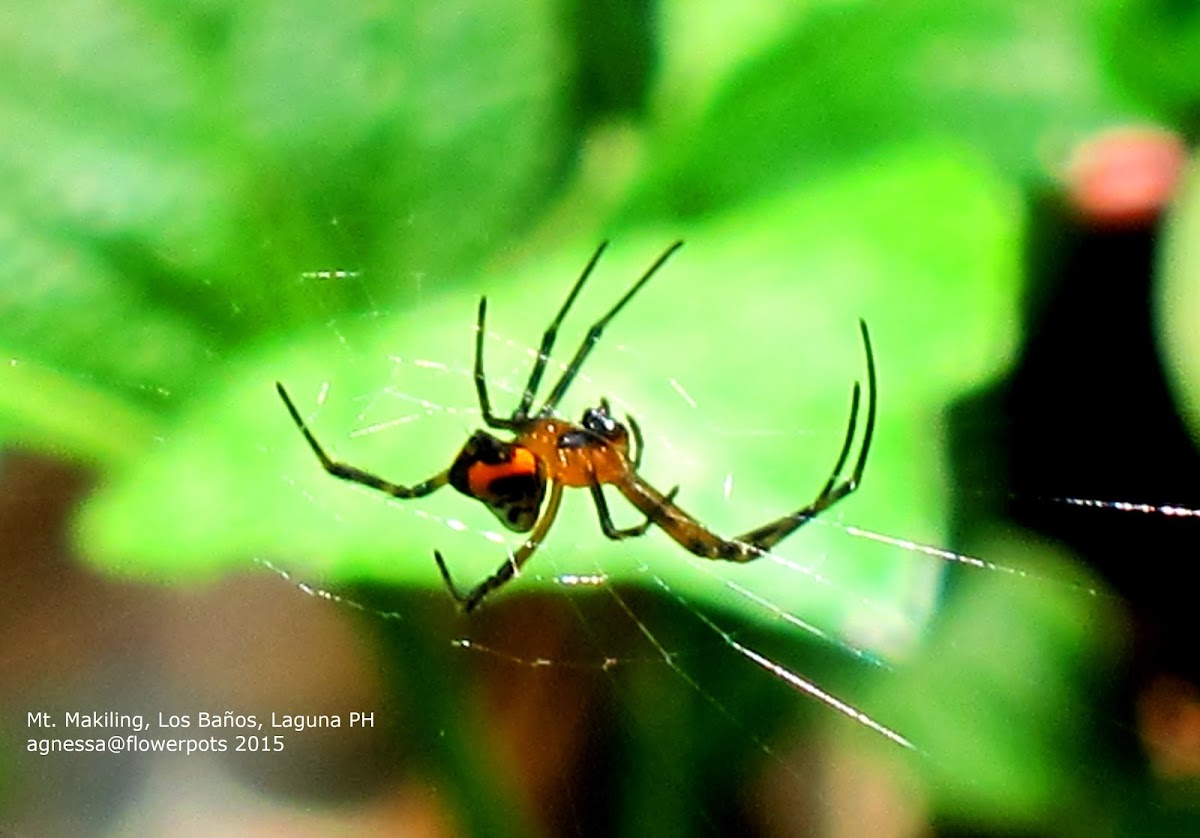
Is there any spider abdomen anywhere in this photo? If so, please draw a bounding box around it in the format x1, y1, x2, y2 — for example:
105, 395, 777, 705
448, 431, 545, 532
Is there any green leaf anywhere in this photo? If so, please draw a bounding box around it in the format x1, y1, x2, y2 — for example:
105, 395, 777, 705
1098, 0, 1200, 122
225, 0, 572, 283
1157, 158, 1200, 442
638, 0, 1141, 217
0, 0, 573, 457
0, 211, 215, 408
869, 530, 1121, 828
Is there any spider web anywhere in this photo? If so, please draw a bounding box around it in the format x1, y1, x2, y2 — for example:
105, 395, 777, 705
254, 265, 1155, 828
5, 247, 1190, 837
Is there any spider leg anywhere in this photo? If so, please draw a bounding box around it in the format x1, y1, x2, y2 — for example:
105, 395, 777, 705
590, 479, 679, 539
512, 242, 609, 420
611, 320, 876, 561
473, 298, 518, 431
615, 475, 748, 558
277, 382, 449, 498
538, 241, 684, 417
626, 410, 645, 470
435, 480, 564, 612
473, 243, 609, 429
724, 318, 877, 553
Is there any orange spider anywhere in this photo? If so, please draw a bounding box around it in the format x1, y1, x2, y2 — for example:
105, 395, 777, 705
277, 241, 876, 612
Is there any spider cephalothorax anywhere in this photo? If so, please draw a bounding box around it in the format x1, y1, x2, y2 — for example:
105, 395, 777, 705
277, 241, 876, 612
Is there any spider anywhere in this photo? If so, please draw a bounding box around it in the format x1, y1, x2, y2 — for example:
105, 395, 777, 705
276, 241, 877, 613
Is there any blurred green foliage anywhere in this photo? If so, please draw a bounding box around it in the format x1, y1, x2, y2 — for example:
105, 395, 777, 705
3, 0, 1200, 832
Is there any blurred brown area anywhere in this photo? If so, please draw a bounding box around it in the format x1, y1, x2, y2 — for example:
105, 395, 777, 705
0, 453, 451, 834
0, 452, 639, 836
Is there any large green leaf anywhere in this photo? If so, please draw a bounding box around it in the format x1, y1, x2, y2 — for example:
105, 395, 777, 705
637, 0, 1141, 217
0, 0, 571, 458
869, 530, 1120, 827
1099, 0, 1200, 122
78, 141, 1021, 660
